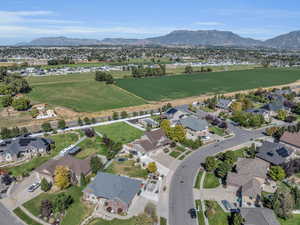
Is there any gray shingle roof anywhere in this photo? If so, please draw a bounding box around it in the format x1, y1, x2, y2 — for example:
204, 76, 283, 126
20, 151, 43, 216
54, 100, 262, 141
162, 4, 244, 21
83, 172, 142, 205
216, 99, 232, 109
257, 141, 293, 165
179, 116, 208, 131
240, 208, 280, 225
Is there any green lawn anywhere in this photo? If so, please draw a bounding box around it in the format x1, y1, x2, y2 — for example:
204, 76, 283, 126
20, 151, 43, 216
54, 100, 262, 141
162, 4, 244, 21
203, 173, 220, 189
76, 136, 108, 158
88, 218, 136, 225
160, 217, 167, 225
205, 201, 229, 225
116, 68, 300, 101
27, 73, 146, 112
194, 171, 204, 189
169, 151, 181, 158
279, 215, 300, 225
7, 133, 79, 176
23, 186, 91, 225
94, 122, 144, 144
209, 126, 226, 136
105, 160, 148, 179
195, 200, 205, 225
13, 207, 42, 225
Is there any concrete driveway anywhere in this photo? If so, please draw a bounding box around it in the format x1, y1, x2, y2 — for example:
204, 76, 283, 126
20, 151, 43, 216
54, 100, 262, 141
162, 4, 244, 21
194, 186, 238, 203
1, 173, 42, 210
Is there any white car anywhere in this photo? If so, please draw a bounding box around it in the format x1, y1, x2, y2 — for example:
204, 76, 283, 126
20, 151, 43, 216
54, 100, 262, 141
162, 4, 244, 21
27, 182, 40, 192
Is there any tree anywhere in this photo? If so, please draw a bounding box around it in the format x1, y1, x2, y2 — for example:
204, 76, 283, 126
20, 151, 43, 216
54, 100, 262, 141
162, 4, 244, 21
204, 156, 217, 172
78, 117, 83, 126
246, 143, 256, 159
54, 166, 71, 190
83, 117, 91, 125
160, 120, 172, 137
30, 108, 39, 118
0, 95, 12, 107
185, 65, 193, 74
112, 112, 119, 120
230, 212, 244, 225
57, 120, 66, 129
90, 156, 103, 174
231, 101, 243, 112
80, 173, 87, 187
41, 122, 52, 132
216, 161, 231, 179
40, 199, 53, 218
12, 97, 30, 111
41, 178, 51, 192
171, 125, 186, 142
52, 193, 73, 214
272, 189, 294, 219
277, 110, 287, 121
268, 166, 286, 181
147, 162, 157, 173
121, 111, 128, 119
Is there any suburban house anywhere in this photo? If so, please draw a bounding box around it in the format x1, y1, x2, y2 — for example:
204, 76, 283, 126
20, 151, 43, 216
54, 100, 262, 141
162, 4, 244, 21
227, 158, 270, 207
280, 131, 300, 151
162, 107, 186, 125
123, 128, 171, 157
216, 98, 234, 110
0, 136, 53, 162
83, 172, 142, 214
35, 156, 91, 185
240, 208, 280, 225
246, 108, 271, 122
256, 141, 293, 165
178, 116, 209, 139
263, 95, 286, 115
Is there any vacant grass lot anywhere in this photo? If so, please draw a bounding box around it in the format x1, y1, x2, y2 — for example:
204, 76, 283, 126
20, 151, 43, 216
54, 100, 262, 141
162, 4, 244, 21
105, 160, 148, 179
26, 73, 146, 112
116, 69, 300, 101
23, 186, 91, 225
94, 122, 143, 143
75, 136, 108, 159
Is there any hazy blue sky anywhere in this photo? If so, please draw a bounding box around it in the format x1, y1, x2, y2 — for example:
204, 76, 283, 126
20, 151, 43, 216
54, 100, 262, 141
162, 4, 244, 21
0, 0, 299, 44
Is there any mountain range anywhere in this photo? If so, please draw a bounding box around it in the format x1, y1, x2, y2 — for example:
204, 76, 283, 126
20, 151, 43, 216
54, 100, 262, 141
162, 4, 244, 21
17, 30, 300, 49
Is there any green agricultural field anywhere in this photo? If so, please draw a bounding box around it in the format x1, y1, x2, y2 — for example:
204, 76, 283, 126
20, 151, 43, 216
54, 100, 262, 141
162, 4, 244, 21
26, 73, 147, 112
116, 68, 300, 101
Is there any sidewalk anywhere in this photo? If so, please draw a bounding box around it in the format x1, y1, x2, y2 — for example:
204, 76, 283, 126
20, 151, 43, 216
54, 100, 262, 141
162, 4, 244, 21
199, 171, 209, 225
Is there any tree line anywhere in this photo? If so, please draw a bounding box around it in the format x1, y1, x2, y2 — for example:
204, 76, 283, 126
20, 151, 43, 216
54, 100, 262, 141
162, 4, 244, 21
132, 64, 166, 78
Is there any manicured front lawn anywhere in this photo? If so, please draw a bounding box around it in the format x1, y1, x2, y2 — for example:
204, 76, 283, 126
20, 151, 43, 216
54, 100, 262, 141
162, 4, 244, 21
195, 200, 205, 225
279, 215, 300, 225
105, 160, 148, 179
209, 126, 226, 136
194, 171, 203, 189
94, 122, 143, 144
8, 132, 79, 176
205, 201, 229, 225
13, 207, 42, 225
23, 186, 92, 225
88, 218, 136, 225
203, 173, 220, 189
76, 136, 108, 158
169, 151, 181, 158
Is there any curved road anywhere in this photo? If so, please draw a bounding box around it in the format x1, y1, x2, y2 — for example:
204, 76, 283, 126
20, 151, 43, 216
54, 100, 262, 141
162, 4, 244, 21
168, 124, 266, 225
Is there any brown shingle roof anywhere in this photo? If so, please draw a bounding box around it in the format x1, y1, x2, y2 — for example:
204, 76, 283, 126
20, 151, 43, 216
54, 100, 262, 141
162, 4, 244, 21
36, 156, 91, 177
280, 132, 300, 148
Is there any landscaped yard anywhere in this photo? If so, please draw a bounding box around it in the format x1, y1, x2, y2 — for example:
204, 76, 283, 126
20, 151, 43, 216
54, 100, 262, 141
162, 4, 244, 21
27, 73, 147, 112
7, 132, 79, 176
195, 200, 205, 225
205, 201, 229, 225
105, 160, 148, 179
209, 126, 226, 136
279, 215, 300, 225
194, 171, 204, 189
203, 173, 220, 189
13, 207, 42, 225
75, 136, 108, 159
116, 69, 300, 101
23, 186, 92, 225
94, 122, 144, 144
169, 151, 181, 159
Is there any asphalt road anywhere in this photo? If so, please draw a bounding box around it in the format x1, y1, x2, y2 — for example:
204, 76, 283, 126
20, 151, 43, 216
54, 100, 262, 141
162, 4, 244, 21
168, 124, 266, 225
0, 202, 24, 225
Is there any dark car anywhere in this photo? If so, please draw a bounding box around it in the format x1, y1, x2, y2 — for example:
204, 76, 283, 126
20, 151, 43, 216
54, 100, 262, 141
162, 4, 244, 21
189, 208, 197, 219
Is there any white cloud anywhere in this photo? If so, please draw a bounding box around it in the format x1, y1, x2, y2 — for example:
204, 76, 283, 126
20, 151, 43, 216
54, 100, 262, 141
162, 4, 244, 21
194, 22, 224, 26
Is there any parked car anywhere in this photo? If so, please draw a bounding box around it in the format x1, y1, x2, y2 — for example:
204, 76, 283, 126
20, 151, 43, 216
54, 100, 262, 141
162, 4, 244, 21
188, 208, 197, 219
27, 182, 40, 192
